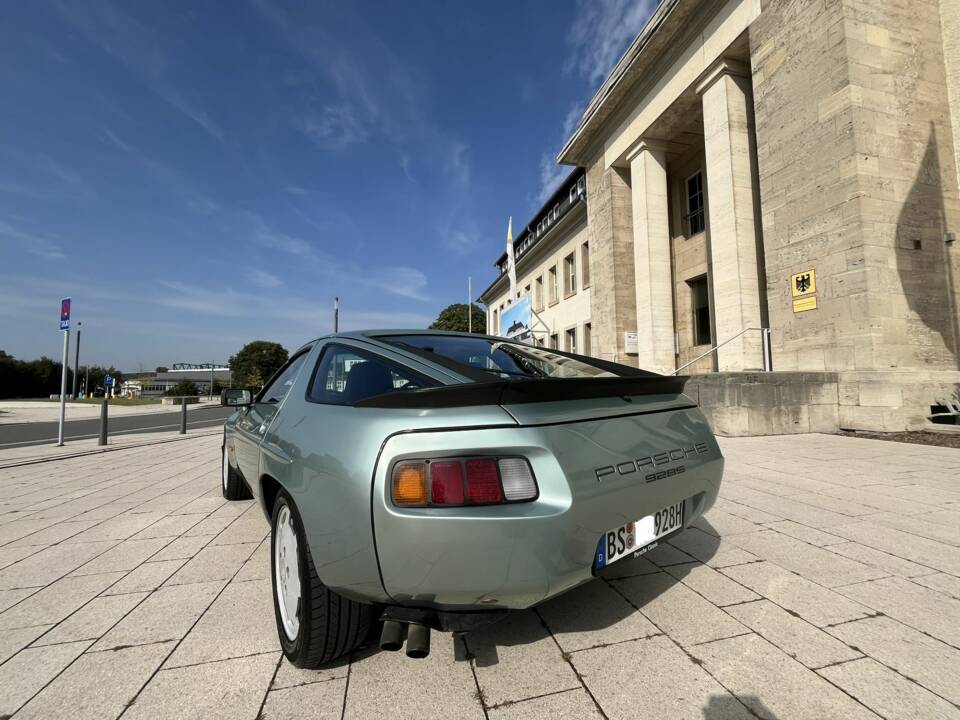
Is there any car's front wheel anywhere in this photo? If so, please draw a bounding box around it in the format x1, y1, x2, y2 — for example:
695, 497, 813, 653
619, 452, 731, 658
270, 489, 373, 667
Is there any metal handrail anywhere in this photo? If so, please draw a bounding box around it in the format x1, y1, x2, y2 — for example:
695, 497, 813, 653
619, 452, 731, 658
672, 327, 772, 375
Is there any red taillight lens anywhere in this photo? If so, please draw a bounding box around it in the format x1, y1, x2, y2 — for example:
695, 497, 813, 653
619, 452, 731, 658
465, 458, 502, 504
391, 456, 536, 508
430, 461, 465, 505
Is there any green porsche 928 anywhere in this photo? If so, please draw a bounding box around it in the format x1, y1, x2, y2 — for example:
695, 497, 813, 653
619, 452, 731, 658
220, 330, 723, 666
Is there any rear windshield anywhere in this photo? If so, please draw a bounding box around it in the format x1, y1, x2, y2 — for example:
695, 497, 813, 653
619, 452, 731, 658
383, 335, 623, 380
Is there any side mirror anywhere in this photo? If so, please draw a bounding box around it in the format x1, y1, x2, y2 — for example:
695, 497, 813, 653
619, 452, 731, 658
221, 388, 253, 407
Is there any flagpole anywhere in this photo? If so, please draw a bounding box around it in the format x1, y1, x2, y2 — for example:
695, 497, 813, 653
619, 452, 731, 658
467, 276, 472, 333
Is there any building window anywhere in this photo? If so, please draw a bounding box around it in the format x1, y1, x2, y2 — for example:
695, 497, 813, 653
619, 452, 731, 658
564, 253, 576, 297
688, 275, 711, 346
492, 308, 498, 334
534, 275, 543, 311
524, 284, 531, 298
549, 333, 559, 349
686, 172, 705, 236
583, 322, 591, 356
548, 265, 558, 305
581, 242, 590, 288
565, 327, 577, 353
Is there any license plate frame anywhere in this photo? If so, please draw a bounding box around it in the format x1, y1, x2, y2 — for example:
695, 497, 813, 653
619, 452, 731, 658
594, 500, 685, 570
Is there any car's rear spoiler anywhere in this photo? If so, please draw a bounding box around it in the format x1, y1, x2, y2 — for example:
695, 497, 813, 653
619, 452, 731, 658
353, 375, 690, 409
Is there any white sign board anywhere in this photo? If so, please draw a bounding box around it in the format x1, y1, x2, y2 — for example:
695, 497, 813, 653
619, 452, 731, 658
624, 331, 639, 355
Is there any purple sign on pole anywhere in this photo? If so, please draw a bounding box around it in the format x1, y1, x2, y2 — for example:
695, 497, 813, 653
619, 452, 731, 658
60, 297, 71, 330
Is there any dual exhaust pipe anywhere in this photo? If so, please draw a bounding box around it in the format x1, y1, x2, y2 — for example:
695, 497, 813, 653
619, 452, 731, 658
379, 619, 431, 659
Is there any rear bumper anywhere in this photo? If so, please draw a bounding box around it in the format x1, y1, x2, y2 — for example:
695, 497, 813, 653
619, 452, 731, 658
371, 407, 723, 610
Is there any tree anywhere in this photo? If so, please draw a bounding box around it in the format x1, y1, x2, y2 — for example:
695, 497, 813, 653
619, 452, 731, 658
156, 366, 169, 373
429, 304, 486, 333
229, 341, 289, 389
165, 379, 199, 397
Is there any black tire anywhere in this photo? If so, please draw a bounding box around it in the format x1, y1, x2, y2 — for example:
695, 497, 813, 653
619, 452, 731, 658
270, 489, 373, 667
221, 441, 252, 501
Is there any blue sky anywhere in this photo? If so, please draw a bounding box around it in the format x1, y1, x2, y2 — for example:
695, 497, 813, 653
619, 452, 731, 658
0, 1, 654, 370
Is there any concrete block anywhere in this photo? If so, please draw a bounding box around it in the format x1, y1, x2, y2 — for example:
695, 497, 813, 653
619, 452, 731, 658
348, 632, 485, 719
857, 383, 902, 407
693, 634, 880, 720
164, 579, 280, 668
807, 403, 839, 432
828, 616, 960, 706
488, 689, 603, 719
92, 580, 225, 650
0, 572, 124, 630
163, 542, 257, 586
123, 652, 279, 720
0, 640, 91, 717
537, 579, 659, 652
272, 657, 347, 690
34, 592, 148, 646
837, 576, 960, 648
662, 562, 760, 606
741, 383, 777, 407
819, 657, 960, 720
730, 530, 887, 588
572, 635, 752, 720
262, 679, 346, 720
721, 562, 869, 627
469, 610, 579, 707
726, 600, 862, 669
101, 559, 186, 596
613, 572, 747, 646
666, 526, 758, 568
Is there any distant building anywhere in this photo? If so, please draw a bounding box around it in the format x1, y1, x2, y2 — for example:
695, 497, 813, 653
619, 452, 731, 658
480, 0, 960, 433
480, 170, 590, 355
138, 365, 232, 396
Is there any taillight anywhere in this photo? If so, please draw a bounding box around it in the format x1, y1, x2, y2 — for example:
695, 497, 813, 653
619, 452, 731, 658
391, 457, 537, 508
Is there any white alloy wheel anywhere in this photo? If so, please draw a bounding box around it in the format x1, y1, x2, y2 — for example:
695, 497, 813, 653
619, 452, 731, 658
274, 504, 302, 641
222, 445, 230, 491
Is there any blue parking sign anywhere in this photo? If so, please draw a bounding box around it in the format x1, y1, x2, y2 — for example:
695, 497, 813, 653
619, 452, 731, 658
59, 297, 71, 330
104, 374, 114, 388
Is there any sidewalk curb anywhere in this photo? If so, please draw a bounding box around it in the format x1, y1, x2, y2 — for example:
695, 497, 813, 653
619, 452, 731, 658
0, 430, 222, 469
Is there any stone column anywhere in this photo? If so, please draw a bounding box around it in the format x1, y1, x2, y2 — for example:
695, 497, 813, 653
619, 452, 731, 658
697, 58, 765, 371
585, 157, 638, 365
628, 140, 676, 374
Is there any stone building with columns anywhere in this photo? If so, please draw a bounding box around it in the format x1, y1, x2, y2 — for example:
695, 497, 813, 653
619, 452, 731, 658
483, 0, 960, 434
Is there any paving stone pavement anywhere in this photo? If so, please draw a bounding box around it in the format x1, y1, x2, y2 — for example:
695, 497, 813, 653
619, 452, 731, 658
0, 432, 958, 719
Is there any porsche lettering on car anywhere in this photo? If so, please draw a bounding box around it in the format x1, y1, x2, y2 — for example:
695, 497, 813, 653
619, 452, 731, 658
219, 330, 723, 666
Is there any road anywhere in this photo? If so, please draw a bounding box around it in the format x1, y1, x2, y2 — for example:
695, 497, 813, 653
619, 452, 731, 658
0, 404, 234, 448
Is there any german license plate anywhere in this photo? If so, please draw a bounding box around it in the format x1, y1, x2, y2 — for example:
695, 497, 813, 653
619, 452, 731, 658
594, 501, 684, 570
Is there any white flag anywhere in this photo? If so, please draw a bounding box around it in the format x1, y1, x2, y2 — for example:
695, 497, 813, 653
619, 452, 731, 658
505, 216, 517, 300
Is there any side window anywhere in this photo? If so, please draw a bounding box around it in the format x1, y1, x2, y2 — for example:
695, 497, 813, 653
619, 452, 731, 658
259, 352, 310, 405
308, 346, 433, 405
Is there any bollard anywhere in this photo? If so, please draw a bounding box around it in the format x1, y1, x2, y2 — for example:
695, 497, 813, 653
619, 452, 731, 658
98, 399, 108, 446
179, 400, 187, 434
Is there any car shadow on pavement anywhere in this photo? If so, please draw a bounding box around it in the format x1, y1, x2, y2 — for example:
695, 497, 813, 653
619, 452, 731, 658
461, 518, 722, 668
704, 694, 779, 719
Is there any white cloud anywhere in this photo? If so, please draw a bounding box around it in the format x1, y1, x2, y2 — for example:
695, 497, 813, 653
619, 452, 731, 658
444, 142, 471, 187
565, 0, 658, 85
538, 153, 570, 204
299, 104, 368, 150
0, 221, 65, 260
367, 266, 431, 302
56, 3, 223, 142
255, 227, 312, 256
249, 270, 283, 289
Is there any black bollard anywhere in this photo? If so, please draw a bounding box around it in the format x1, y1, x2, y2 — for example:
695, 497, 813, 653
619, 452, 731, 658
179, 400, 187, 434
98, 399, 108, 446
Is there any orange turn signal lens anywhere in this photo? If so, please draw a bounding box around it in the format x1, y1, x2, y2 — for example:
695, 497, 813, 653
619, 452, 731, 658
392, 462, 428, 506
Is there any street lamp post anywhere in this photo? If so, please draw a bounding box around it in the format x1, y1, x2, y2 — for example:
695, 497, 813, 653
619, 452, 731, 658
72, 322, 82, 399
